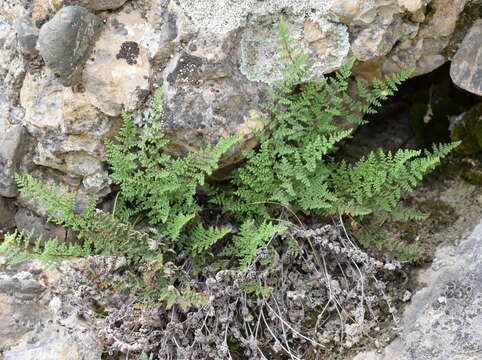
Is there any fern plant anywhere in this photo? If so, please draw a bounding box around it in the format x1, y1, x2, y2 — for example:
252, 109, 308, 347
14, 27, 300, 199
8, 174, 166, 265
0, 16, 460, 298
213, 18, 458, 228
105, 87, 241, 229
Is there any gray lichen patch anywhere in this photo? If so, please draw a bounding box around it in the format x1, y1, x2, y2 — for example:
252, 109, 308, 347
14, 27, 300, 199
240, 13, 350, 83
178, 0, 337, 34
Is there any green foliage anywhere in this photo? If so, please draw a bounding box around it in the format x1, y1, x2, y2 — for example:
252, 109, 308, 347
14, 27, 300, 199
0, 17, 460, 314
214, 19, 423, 223
187, 224, 232, 256
8, 174, 168, 265
105, 87, 242, 227
222, 221, 287, 268
0, 230, 90, 266
243, 279, 273, 296
138, 353, 155, 360
328, 143, 460, 218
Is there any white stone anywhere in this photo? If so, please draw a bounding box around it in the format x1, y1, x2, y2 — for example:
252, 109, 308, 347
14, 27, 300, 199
398, 0, 423, 12
82, 10, 153, 116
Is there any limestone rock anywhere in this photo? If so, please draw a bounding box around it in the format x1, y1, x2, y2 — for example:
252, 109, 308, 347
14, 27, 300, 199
20, 69, 112, 194
0, 14, 27, 131
82, 9, 153, 116
349, 220, 482, 360
20, 70, 112, 136
178, 0, 337, 34
382, 0, 469, 77
33, 133, 105, 177
0, 197, 16, 232
240, 14, 349, 83
14, 207, 75, 244
15, 17, 39, 55
51, 0, 128, 11
160, 30, 269, 161
398, 0, 424, 13
37, 6, 102, 86
450, 19, 482, 96
0, 260, 103, 360
328, 0, 361, 23
0, 125, 27, 197
352, 9, 403, 61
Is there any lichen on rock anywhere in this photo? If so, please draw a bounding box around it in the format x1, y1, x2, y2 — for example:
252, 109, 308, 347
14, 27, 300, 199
240, 13, 350, 83
178, 0, 337, 34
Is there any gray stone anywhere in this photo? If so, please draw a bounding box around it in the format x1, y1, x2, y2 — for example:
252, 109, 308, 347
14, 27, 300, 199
15, 17, 38, 55
349, 220, 482, 360
379, 0, 469, 78
14, 207, 70, 243
37, 6, 102, 86
0, 14, 27, 132
0, 260, 103, 360
52, 0, 128, 11
352, 11, 403, 61
19, 68, 112, 197
82, 9, 152, 116
450, 19, 482, 96
0, 125, 27, 197
0, 197, 16, 232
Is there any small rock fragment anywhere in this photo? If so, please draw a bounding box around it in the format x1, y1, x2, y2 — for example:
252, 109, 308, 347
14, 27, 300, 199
450, 19, 482, 96
37, 6, 102, 86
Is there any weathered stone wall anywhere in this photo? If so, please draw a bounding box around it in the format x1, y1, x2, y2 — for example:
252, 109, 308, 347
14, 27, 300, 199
0, 0, 480, 237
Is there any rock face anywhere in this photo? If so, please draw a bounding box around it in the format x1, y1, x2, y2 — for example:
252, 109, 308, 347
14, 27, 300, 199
0, 259, 103, 360
450, 19, 482, 96
349, 220, 482, 360
356, 0, 469, 80
51, 0, 128, 11
0, 0, 479, 225
37, 6, 102, 86
82, 9, 153, 116
14, 208, 74, 244
19, 69, 113, 196
15, 17, 39, 55
0, 197, 16, 231
0, 125, 27, 197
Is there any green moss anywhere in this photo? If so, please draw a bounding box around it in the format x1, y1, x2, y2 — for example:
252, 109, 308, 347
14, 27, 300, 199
451, 103, 482, 155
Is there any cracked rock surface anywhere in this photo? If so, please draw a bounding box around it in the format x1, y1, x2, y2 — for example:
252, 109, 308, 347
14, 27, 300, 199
349, 219, 482, 360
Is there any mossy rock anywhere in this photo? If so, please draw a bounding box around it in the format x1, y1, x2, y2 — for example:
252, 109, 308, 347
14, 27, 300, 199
450, 102, 482, 155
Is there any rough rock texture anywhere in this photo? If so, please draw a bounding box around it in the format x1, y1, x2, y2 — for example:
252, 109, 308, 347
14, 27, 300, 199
0, 258, 103, 360
450, 19, 482, 96
0, 125, 27, 197
0, 197, 16, 232
0, 13, 26, 133
37, 6, 102, 86
51, 0, 128, 11
14, 207, 75, 244
356, 0, 469, 80
19, 69, 113, 196
349, 220, 482, 360
82, 9, 153, 116
0, 0, 479, 224
240, 14, 349, 83
15, 17, 39, 55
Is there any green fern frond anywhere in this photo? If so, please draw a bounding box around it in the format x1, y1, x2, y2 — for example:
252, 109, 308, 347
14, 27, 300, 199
187, 224, 232, 256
